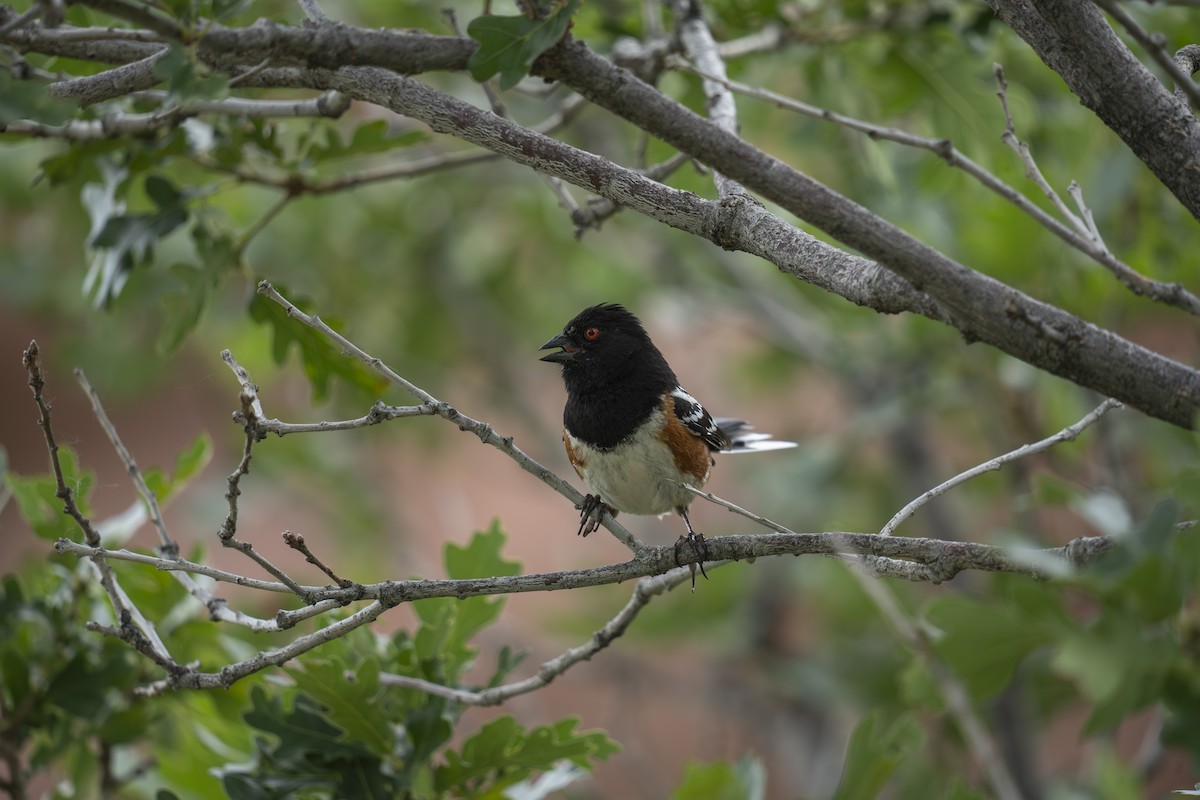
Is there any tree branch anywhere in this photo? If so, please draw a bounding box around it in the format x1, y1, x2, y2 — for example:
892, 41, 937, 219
670, 55, 1200, 316
988, 0, 1200, 222
880, 397, 1122, 537
534, 39, 1200, 428
255, 280, 651, 554
22, 342, 175, 666
378, 568, 696, 706
1090, 0, 1200, 109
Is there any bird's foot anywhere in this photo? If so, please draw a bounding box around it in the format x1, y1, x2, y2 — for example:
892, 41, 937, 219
674, 531, 709, 592
575, 494, 612, 537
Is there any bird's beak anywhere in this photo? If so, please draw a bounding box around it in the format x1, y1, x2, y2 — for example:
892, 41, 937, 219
539, 333, 578, 363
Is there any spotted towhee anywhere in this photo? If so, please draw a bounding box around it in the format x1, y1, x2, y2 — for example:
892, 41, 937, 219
540, 303, 795, 588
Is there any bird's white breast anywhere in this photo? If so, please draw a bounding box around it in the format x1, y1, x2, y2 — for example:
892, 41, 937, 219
567, 408, 709, 516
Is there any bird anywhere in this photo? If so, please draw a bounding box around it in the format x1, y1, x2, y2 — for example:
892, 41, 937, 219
539, 303, 795, 589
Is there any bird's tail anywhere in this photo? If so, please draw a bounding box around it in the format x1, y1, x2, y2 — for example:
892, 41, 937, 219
715, 418, 797, 453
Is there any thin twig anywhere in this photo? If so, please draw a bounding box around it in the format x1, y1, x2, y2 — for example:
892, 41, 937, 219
1091, 0, 1200, 109
225, 57, 272, 88
667, 57, 1200, 316
994, 64, 1092, 237
136, 600, 390, 695
74, 369, 176, 554
296, 0, 330, 23
0, 4, 41, 37
241, 400, 439, 436
1067, 180, 1105, 244
1175, 44, 1200, 106
73, 0, 183, 40
671, 0, 743, 198
684, 485, 946, 581
56, 529, 1122, 607
215, 352, 313, 600
683, 485, 792, 533
880, 398, 1122, 537
233, 191, 294, 259
23, 342, 175, 665
283, 531, 352, 588
378, 567, 698, 705
254, 280, 650, 554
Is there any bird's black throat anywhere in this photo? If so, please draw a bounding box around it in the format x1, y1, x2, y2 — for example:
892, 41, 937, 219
559, 350, 676, 450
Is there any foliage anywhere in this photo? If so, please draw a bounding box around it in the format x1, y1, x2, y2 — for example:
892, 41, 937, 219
4, 0, 1200, 797
2, 449, 617, 798
467, 0, 582, 90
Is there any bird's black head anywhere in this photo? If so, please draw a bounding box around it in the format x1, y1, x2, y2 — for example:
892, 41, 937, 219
539, 304, 675, 392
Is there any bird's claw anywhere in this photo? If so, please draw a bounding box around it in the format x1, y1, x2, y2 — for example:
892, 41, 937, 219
576, 494, 609, 537
674, 531, 709, 592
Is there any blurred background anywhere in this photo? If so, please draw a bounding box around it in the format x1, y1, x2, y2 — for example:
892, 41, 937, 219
3, 0, 1200, 797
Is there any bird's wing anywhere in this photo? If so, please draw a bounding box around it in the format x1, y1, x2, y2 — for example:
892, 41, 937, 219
671, 387, 731, 452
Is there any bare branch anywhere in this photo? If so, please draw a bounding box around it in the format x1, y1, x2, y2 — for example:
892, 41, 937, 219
1176, 43, 1200, 105
379, 568, 696, 705
57, 528, 1122, 609
0, 3, 40, 37
995, 67, 1101, 245
72, 0, 183, 40
74, 369, 175, 553
296, 0, 329, 24
671, 0, 742, 197
47, 51, 166, 105
1091, 0, 1200, 109
136, 599, 390, 695
283, 531, 352, 588
23, 342, 175, 666
534, 41, 1200, 426
988, 0, 1200, 222
880, 398, 1123, 537
669, 58, 1200, 317
255, 280, 650, 554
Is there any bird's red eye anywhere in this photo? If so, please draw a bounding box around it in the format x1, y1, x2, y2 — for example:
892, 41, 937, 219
584, 327, 600, 341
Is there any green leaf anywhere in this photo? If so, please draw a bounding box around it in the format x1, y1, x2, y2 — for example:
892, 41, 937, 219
158, 263, 217, 354
0, 68, 74, 126
159, 226, 236, 354
286, 658, 393, 757
153, 44, 229, 103
227, 688, 399, 797
242, 687, 362, 762
434, 715, 618, 794
466, 0, 581, 90
925, 595, 1053, 698
7, 446, 95, 541
444, 520, 523, 580
99, 704, 154, 745
249, 286, 388, 402
485, 645, 528, 688
1052, 614, 1176, 732
1092, 745, 1142, 800
830, 713, 922, 800
44, 654, 111, 718
142, 432, 213, 505
84, 169, 191, 308
306, 121, 427, 163
412, 522, 523, 682
672, 755, 766, 800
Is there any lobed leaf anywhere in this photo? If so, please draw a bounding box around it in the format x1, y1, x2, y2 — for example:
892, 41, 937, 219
467, 0, 581, 90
